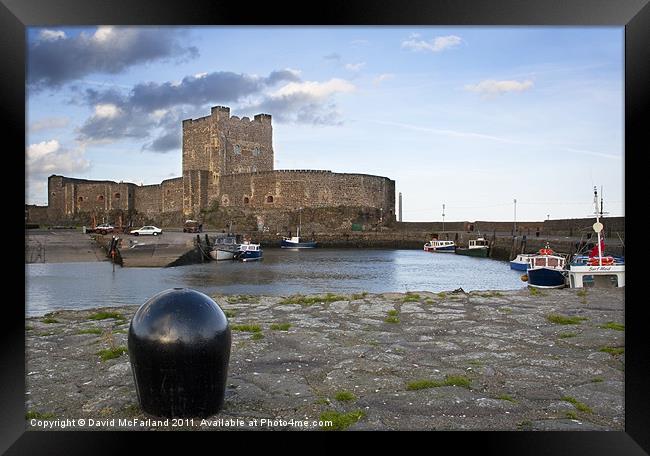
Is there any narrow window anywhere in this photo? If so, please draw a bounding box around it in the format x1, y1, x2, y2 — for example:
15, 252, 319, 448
114, 193, 121, 199
78, 196, 83, 202
234, 144, 241, 155
243, 197, 250, 204
253, 146, 261, 156
266, 195, 274, 203
97, 195, 104, 202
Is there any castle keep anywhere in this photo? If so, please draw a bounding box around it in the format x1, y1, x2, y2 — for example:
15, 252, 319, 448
38, 106, 395, 231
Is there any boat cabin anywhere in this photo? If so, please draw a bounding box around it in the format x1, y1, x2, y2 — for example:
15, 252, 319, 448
468, 238, 489, 249
238, 243, 261, 252
528, 255, 566, 270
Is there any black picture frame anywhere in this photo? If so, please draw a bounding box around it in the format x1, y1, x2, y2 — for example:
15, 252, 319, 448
5, 0, 647, 452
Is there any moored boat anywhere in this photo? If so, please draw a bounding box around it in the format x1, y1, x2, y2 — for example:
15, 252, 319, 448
234, 242, 263, 262
509, 253, 536, 271
455, 238, 490, 257
209, 234, 241, 261
423, 239, 456, 252
526, 245, 567, 289
568, 187, 625, 288
281, 236, 317, 249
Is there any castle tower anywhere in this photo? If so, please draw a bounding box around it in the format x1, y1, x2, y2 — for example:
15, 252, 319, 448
181, 106, 274, 216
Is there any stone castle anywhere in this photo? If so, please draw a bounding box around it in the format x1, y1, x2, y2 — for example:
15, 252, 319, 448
34, 106, 395, 232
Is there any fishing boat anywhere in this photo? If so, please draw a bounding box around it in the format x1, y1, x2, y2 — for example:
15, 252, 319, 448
509, 253, 536, 271
234, 242, 263, 262
423, 239, 456, 252
281, 207, 317, 248
209, 234, 241, 261
455, 237, 490, 257
525, 244, 568, 289
568, 187, 625, 288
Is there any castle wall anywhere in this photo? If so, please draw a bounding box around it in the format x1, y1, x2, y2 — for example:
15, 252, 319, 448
216, 170, 395, 216
133, 184, 162, 219
161, 177, 183, 213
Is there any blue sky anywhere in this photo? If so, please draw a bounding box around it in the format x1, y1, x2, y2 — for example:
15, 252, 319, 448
26, 26, 624, 221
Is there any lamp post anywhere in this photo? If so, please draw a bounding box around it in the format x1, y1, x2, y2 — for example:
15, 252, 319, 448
442, 204, 445, 233
513, 198, 517, 235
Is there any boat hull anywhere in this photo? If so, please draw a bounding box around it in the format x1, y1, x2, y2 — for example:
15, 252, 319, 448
209, 249, 236, 261
455, 247, 489, 258
527, 267, 567, 288
236, 251, 263, 262
424, 245, 455, 252
281, 240, 317, 248
509, 261, 528, 271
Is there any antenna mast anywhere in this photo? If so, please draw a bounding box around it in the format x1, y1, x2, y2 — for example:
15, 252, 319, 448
594, 186, 603, 265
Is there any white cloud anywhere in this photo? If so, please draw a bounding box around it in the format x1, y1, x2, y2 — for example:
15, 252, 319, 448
401, 34, 462, 53
350, 39, 370, 47
149, 109, 169, 121
93, 26, 115, 42
38, 29, 66, 41
194, 72, 208, 79
465, 79, 534, 96
344, 62, 366, 72
271, 78, 355, 99
29, 116, 70, 132
94, 103, 121, 119
26, 140, 90, 176
373, 73, 395, 85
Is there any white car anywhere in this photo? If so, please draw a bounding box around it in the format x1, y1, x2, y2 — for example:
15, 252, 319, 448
130, 225, 163, 236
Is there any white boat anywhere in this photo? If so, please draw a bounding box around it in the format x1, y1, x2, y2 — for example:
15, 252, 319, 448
423, 239, 456, 252
234, 242, 263, 262
568, 187, 625, 288
281, 207, 317, 248
209, 234, 241, 261
526, 245, 568, 289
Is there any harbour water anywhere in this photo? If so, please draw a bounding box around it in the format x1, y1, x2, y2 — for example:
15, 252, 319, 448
25, 248, 526, 316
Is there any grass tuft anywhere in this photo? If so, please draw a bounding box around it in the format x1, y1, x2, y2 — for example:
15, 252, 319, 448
547, 314, 587, 325
270, 323, 291, 331
599, 346, 624, 356
497, 394, 516, 403
599, 322, 624, 331
231, 324, 262, 333
88, 312, 126, 321
251, 332, 264, 340
350, 292, 368, 300
223, 310, 237, 318
41, 317, 59, 324
407, 375, 471, 391
402, 293, 420, 302
97, 346, 127, 361
319, 410, 366, 431
591, 377, 604, 383
566, 411, 578, 420
558, 332, 577, 339
26, 411, 55, 420
334, 391, 357, 402
387, 309, 399, 317
279, 293, 347, 306
562, 396, 592, 413
226, 295, 260, 304
384, 316, 400, 324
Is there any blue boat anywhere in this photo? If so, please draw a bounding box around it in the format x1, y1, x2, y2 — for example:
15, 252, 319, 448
509, 253, 536, 271
234, 242, 263, 262
526, 245, 567, 289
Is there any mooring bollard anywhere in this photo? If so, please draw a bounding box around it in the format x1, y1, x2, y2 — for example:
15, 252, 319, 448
128, 288, 231, 417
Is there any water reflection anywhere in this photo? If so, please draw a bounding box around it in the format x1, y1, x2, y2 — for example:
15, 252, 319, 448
26, 249, 525, 316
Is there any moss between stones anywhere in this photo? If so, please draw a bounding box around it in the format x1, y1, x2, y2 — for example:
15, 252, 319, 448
547, 314, 587, 325
558, 332, 577, 339
562, 396, 593, 413
97, 346, 128, 362
319, 410, 366, 430
41, 317, 59, 324
223, 310, 237, 318
270, 323, 291, 331
384, 316, 400, 324
599, 346, 624, 356
231, 324, 262, 333
226, 295, 260, 304
88, 312, 126, 321
334, 391, 356, 402
350, 292, 368, 300
497, 394, 516, 403
598, 322, 624, 331
402, 293, 420, 303
250, 332, 264, 341
26, 411, 55, 420
279, 293, 347, 306
407, 375, 471, 390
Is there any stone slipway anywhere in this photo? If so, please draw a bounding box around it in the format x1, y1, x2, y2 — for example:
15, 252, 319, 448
25, 288, 625, 431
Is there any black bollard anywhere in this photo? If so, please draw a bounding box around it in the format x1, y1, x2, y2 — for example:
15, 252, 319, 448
128, 288, 231, 418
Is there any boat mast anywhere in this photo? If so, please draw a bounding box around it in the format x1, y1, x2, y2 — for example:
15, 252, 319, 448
298, 207, 302, 238
594, 186, 603, 266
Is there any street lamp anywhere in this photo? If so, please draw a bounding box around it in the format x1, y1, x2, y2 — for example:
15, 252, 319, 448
513, 198, 517, 235
442, 204, 445, 233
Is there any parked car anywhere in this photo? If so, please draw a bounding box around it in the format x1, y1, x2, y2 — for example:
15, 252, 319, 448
94, 223, 115, 235
183, 220, 203, 233
130, 225, 163, 236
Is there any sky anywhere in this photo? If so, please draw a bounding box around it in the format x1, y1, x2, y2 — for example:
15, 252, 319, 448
25, 26, 624, 222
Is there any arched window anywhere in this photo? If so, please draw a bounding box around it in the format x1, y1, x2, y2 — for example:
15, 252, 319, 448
234, 144, 241, 155
253, 146, 261, 156
243, 197, 250, 204
114, 193, 121, 199
266, 195, 274, 203
78, 196, 84, 202
97, 195, 104, 202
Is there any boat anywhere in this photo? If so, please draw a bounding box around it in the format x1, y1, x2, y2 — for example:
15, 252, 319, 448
455, 237, 490, 257
509, 253, 536, 271
281, 207, 317, 248
567, 187, 625, 288
233, 242, 263, 262
526, 244, 568, 288
209, 234, 242, 261
423, 239, 456, 252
